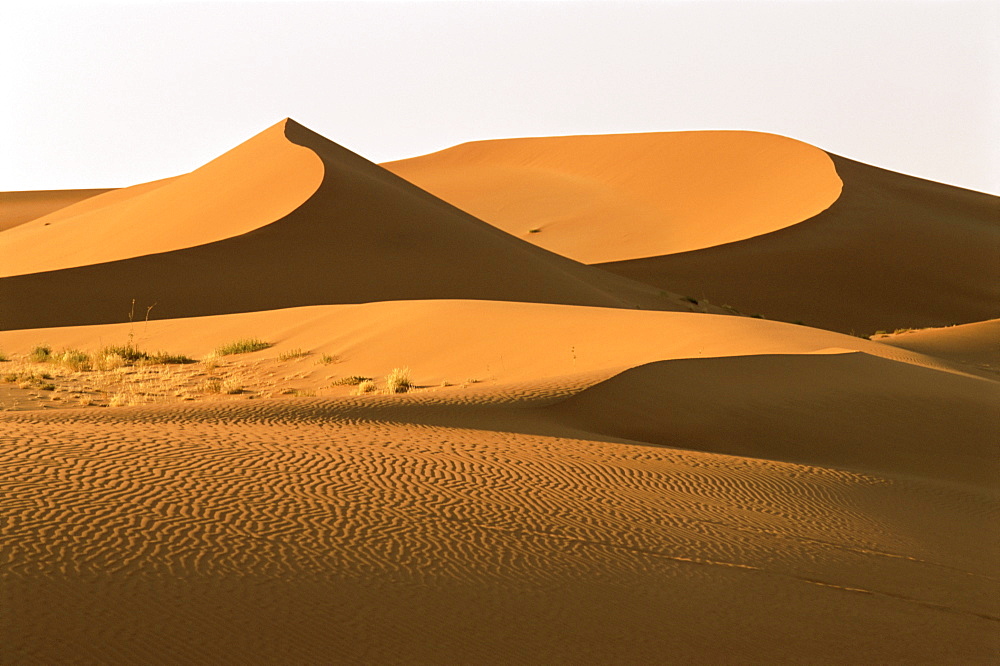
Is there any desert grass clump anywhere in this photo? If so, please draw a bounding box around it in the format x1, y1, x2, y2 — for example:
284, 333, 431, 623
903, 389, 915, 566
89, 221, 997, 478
28, 345, 52, 363
354, 379, 377, 395
57, 349, 91, 372
385, 367, 413, 394
318, 354, 341, 365
682, 296, 700, 305
101, 344, 149, 363
147, 351, 195, 365
278, 348, 310, 361
0, 350, 8, 362
216, 338, 272, 356
331, 376, 372, 386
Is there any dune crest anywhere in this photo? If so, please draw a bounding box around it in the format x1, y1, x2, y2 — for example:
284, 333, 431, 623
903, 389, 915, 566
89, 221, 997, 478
0, 120, 324, 277
0, 121, 686, 331
384, 130, 842, 263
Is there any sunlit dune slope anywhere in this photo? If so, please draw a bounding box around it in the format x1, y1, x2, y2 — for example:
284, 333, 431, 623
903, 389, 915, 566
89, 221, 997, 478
0, 121, 681, 331
0, 188, 112, 232
0, 121, 323, 277
387, 133, 999, 336
0, 300, 982, 388
384, 130, 842, 263
601, 155, 1000, 335
876, 319, 1000, 375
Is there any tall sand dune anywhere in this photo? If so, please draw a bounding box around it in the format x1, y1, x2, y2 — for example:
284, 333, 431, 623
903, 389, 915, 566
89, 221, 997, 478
384, 130, 842, 262
387, 134, 999, 336
0, 188, 112, 232
0, 120, 680, 331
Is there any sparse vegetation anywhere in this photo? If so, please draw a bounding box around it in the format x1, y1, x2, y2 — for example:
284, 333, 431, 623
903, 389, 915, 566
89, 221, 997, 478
216, 338, 272, 356
57, 350, 91, 372
0, 350, 8, 362
528, 227, 541, 234
331, 376, 372, 386
386, 367, 413, 394
318, 354, 341, 365
28, 346, 52, 363
683, 296, 700, 305
278, 348, 310, 361
354, 379, 377, 395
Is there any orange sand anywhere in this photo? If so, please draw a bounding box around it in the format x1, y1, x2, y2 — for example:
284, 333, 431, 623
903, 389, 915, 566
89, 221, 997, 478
388, 134, 999, 336
0, 188, 111, 232
1, 120, 997, 663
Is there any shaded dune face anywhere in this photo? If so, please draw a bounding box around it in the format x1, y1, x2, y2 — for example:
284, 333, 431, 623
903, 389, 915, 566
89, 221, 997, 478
384, 130, 843, 263
0, 120, 675, 330
0, 189, 113, 232
598, 155, 1000, 335
545, 352, 1000, 489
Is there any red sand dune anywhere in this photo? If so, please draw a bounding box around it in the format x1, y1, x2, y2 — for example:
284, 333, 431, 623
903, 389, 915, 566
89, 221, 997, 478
387, 134, 1000, 336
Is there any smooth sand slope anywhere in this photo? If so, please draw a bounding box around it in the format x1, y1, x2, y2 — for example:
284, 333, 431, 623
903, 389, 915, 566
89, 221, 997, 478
0, 188, 112, 232
387, 134, 1000, 336
876, 319, 1000, 375
0, 120, 683, 331
384, 130, 843, 262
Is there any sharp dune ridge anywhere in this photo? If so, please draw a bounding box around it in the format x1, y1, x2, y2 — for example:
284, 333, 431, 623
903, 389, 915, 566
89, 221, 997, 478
1, 120, 997, 662
0, 119, 683, 331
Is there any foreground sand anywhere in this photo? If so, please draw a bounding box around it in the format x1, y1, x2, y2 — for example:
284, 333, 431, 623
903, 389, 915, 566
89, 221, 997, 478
2, 121, 997, 662
2, 304, 997, 662
2, 381, 997, 663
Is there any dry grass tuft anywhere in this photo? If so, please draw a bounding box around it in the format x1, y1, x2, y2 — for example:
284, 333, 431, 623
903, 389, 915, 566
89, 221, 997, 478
385, 367, 413, 394
354, 379, 377, 395
216, 338, 272, 356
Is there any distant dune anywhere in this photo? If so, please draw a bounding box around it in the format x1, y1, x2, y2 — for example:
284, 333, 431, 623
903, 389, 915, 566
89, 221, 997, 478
0, 188, 111, 232
387, 134, 1000, 336
1, 120, 997, 663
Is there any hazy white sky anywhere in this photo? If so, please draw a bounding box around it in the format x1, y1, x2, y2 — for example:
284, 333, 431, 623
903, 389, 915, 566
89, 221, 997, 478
4, 0, 999, 193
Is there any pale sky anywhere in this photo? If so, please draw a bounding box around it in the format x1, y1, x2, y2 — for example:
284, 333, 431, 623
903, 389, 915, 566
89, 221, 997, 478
4, 0, 999, 194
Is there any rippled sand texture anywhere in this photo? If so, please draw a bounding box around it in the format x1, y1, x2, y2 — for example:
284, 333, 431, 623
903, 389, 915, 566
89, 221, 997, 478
2, 389, 997, 663
1, 120, 998, 663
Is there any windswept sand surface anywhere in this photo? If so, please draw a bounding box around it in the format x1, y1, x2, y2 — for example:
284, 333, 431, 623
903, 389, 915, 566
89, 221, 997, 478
1, 120, 997, 663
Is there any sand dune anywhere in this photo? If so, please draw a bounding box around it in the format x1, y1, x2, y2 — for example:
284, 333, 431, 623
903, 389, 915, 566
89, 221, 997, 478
388, 134, 1000, 336
2, 121, 997, 662
0, 188, 112, 232
547, 352, 999, 488
877, 319, 1000, 375
384, 130, 842, 263
0, 121, 323, 277
0, 120, 682, 331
